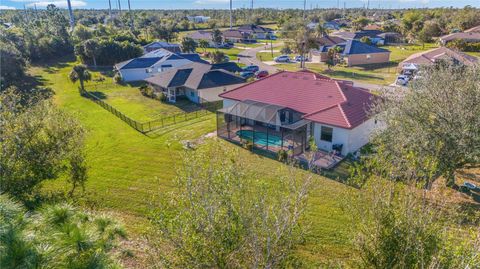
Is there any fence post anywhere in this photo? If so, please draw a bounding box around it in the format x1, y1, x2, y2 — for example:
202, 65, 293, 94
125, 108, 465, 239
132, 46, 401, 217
174, 115, 176, 124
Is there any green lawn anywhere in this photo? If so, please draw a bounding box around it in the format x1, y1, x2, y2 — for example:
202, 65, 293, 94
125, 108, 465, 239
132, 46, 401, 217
263, 43, 440, 85
87, 82, 202, 122
30, 58, 358, 267
196, 47, 242, 60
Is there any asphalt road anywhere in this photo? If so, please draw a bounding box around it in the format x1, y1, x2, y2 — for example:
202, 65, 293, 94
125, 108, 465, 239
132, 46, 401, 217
235, 43, 389, 91
237, 42, 283, 74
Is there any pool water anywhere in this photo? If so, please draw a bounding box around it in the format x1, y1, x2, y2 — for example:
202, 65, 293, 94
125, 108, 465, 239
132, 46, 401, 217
236, 130, 282, 146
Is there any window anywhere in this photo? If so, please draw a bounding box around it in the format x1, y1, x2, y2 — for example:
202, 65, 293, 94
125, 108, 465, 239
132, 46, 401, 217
320, 126, 333, 142
190, 91, 195, 97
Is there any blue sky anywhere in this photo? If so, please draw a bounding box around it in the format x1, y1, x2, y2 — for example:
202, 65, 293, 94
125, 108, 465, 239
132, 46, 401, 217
1, 0, 478, 10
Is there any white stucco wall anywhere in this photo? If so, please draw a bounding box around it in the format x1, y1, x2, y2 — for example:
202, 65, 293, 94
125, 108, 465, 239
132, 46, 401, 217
119, 59, 193, 82
313, 118, 377, 155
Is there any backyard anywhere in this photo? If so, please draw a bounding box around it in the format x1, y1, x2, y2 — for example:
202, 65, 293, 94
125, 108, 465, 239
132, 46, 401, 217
29, 59, 358, 267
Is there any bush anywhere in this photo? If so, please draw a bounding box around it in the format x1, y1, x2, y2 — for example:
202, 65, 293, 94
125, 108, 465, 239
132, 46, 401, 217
280, 46, 292, 55
113, 72, 122, 83
277, 149, 288, 162
243, 140, 254, 151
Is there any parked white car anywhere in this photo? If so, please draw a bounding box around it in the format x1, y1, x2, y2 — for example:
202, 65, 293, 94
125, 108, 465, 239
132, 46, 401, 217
274, 55, 290, 63
395, 75, 409, 86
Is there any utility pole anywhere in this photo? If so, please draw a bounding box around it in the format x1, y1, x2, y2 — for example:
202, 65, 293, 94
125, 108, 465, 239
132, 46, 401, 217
301, 0, 307, 69
303, 0, 306, 20
229, 0, 232, 29
128, 0, 133, 29
337, 0, 339, 9
367, 0, 370, 9
118, 0, 122, 15
108, 0, 112, 21
67, 0, 75, 30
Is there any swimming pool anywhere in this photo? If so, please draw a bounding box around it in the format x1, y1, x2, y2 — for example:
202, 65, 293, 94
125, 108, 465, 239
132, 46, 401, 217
236, 130, 282, 146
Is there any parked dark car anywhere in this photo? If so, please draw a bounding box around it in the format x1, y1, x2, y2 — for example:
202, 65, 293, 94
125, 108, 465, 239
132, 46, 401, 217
243, 65, 259, 73
240, 71, 255, 79
218, 43, 233, 49
255, 70, 269, 79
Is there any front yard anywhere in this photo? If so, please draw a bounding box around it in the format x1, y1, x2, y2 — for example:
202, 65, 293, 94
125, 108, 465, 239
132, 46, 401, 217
259, 43, 440, 85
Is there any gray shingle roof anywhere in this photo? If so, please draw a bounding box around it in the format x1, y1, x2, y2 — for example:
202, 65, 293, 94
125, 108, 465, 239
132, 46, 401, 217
144, 62, 245, 90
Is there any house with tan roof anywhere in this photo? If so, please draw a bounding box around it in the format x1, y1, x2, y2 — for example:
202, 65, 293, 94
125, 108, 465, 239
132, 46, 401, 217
217, 71, 379, 167
398, 47, 478, 72
439, 25, 480, 45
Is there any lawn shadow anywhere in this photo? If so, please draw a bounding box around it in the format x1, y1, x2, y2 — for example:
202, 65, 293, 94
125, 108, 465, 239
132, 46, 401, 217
89, 91, 108, 100
33, 53, 76, 69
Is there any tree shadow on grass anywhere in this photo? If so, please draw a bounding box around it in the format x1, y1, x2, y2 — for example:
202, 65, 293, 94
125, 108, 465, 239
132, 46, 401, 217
89, 91, 108, 100
33, 53, 76, 69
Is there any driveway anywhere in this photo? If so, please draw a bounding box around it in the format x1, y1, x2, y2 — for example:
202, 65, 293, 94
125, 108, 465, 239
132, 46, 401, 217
237, 42, 283, 73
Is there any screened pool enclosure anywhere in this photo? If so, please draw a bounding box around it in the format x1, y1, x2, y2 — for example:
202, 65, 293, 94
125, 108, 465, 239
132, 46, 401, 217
216, 100, 310, 156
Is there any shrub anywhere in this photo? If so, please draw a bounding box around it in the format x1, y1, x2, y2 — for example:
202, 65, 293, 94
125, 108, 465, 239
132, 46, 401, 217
243, 140, 254, 151
277, 149, 288, 162
113, 72, 123, 84
280, 46, 292, 55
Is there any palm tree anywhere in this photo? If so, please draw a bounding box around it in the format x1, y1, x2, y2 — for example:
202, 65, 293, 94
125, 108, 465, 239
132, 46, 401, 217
0, 195, 125, 268
69, 64, 91, 92
199, 39, 209, 53
83, 39, 99, 68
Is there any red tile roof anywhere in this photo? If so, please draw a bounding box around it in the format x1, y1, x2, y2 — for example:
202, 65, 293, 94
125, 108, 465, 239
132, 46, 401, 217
219, 71, 375, 129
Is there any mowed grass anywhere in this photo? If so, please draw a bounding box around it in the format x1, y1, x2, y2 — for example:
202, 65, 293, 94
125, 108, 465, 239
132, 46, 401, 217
30, 58, 358, 267
263, 43, 439, 85
87, 82, 202, 122
196, 47, 242, 60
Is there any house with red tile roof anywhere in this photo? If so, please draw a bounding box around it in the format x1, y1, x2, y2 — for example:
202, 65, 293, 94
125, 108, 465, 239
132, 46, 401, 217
216, 70, 378, 163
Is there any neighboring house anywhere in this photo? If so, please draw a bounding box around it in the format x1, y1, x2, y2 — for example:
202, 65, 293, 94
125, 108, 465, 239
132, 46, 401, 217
187, 30, 219, 47
309, 35, 346, 63
377, 32, 404, 44
237, 24, 273, 40
222, 29, 256, 43
313, 40, 390, 66
363, 24, 382, 31
144, 62, 246, 103
307, 21, 339, 30
217, 70, 378, 161
439, 25, 480, 45
331, 30, 385, 45
114, 49, 208, 82
187, 15, 210, 23
306, 22, 319, 30
324, 21, 340, 30
398, 47, 478, 72
316, 35, 346, 46
143, 41, 182, 53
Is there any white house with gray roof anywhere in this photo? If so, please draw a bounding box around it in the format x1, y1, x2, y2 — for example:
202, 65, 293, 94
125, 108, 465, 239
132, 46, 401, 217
114, 49, 208, 82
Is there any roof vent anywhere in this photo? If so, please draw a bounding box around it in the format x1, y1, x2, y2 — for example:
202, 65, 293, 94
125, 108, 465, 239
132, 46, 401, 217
292, 75, 298, 79
302, 77, 309, 80
328, 95, 333, 98
281, 74, 288, 77
315, 82, 321, 85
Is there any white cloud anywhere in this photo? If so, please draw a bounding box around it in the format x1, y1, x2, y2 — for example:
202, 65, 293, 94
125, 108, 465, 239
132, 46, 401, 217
25, 1, 87, 8
0, 5, 17, 9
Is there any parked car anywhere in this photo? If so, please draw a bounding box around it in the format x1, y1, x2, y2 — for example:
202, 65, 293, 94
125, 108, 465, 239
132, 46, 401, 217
274, 55, 290, 63
255, 70, 269, 79
395, 75, 409, 86
218, 43, 233, 49
243, 65, 259, 73
240, 71, 255, 79
294, 55, 308, 62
